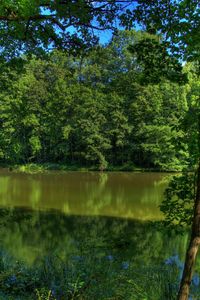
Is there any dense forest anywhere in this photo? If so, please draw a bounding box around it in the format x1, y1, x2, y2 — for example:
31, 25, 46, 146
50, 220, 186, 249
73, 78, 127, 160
0, 0, 199, 299
0, 30, 198, 171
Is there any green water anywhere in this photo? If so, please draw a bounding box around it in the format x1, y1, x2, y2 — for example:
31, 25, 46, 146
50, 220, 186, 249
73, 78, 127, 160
0, 170, 168, 219
0, 170, 187, 266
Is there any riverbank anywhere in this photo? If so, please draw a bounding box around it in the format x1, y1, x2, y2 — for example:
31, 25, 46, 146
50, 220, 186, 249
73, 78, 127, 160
0, 163, 182, 174
0, 250, 178, 300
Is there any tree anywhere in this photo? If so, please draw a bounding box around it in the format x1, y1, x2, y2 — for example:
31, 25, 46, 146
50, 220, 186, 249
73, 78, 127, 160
0, 1, 199, 61
160, 64, 200, 300
70, 85, 110, 169
132, 2, 199, 299
127, 82, 188, 170
0, 1, 199, 298
0, 29, 188, 171
0, 0, 135, 58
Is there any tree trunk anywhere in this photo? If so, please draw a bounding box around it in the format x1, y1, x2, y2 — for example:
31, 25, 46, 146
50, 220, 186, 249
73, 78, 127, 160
177, 236, 200, 299
177, 115, 200, 300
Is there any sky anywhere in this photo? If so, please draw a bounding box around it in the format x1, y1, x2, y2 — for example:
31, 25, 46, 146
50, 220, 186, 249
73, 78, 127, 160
42, 1, 139, 46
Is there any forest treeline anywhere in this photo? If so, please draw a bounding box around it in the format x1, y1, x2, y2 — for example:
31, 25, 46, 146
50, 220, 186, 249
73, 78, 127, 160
0, 31, 198, 170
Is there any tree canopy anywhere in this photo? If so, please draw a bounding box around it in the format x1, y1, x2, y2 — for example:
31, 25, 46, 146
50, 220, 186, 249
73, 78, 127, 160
0, 1, 200, 299
0, 31, 190, 170
0, 1, 199, 61
0, 0, 130, 57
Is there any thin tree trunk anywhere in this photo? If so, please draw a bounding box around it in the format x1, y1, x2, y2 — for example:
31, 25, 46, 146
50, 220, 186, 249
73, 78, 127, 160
177, 235, 200, 299
177, 115, 200, 300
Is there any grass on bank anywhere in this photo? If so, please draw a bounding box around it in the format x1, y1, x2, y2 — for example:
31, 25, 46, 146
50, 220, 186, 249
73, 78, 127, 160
3, 163, 143, 174
0, 250, 181, 300
1, 162, 182, 174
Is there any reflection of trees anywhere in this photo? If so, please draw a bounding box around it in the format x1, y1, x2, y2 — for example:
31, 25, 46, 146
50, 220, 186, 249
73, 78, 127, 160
0, 208, 187, 267
0, 171, 169, 220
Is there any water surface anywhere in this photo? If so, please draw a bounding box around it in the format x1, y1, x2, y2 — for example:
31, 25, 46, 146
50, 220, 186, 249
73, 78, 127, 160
0, 170, 168, 220
0, 170, 188, 269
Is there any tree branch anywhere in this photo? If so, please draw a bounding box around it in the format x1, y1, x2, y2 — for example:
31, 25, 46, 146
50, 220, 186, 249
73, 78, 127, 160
0, 14, 56, 21
0, 14, 68, 31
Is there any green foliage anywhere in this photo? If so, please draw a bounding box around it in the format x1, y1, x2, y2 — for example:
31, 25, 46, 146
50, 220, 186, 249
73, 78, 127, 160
160, 172, 195, 228
0, 251, 179, 300
0, 1, 137, 58
129, 38, 187, 84
0, 1, 198, 65
160, 66, 200, 229
0, 31, 190, 171
125, 1, 200, 63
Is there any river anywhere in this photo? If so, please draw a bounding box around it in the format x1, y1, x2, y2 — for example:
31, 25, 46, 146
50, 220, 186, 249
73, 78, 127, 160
0, 170, 197, 299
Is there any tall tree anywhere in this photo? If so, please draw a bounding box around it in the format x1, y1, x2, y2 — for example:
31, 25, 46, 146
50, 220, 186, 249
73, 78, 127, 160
133, 2, 199, 299
0, 1, 199, 298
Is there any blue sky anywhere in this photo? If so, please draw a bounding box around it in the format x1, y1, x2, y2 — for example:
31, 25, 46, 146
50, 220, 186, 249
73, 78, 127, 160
42, 1, 139, 45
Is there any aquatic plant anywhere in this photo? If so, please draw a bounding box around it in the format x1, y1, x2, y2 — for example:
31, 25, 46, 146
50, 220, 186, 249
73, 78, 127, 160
0, 250, 182, 300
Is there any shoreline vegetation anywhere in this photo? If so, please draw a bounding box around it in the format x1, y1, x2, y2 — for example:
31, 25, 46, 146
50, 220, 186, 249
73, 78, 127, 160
0, 250, 179, 300
0, 163, 182, 174
0, 32, 192, 174
0, 0, 198, 298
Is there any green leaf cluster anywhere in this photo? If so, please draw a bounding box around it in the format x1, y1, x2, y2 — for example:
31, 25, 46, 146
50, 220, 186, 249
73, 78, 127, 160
0, 31, 191, 170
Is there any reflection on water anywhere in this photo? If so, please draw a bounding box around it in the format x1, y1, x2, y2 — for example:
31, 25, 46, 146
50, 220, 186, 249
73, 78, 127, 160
0, 169, 196, 297
0, 170, 187, 265
0, 170, 169, 220
0, 208, 188, 266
